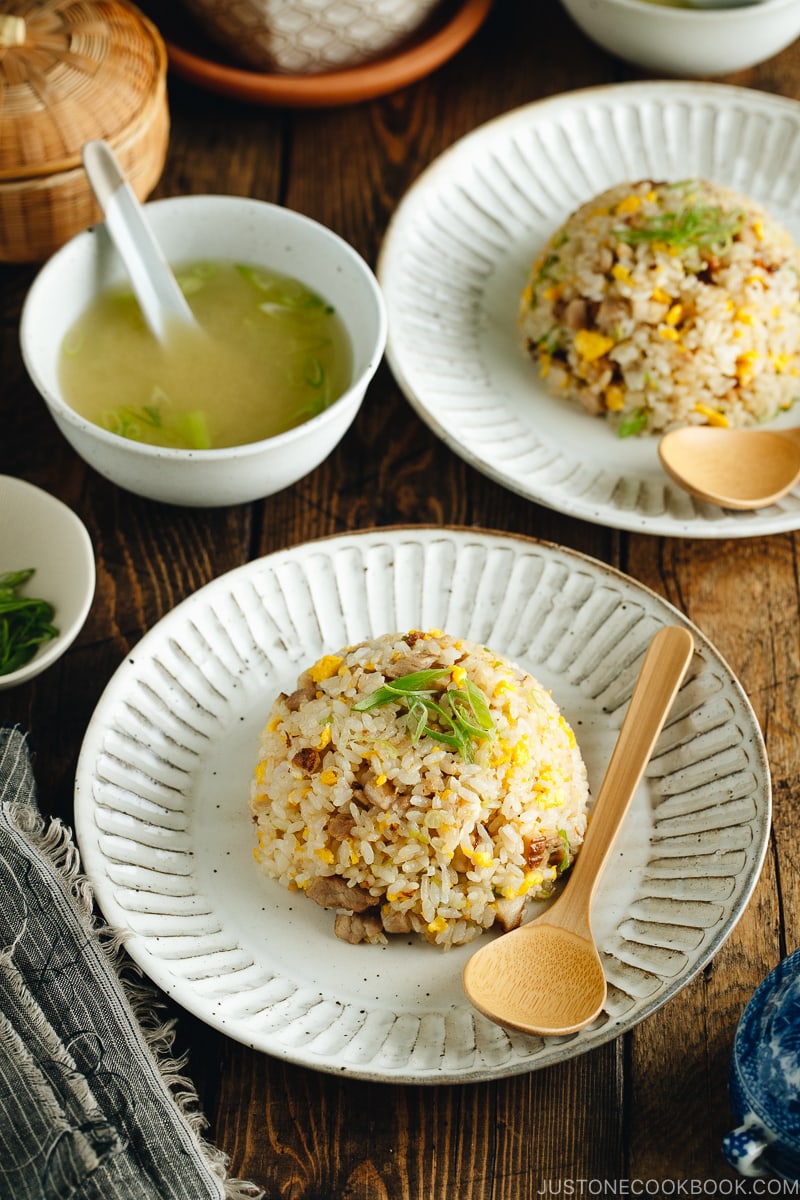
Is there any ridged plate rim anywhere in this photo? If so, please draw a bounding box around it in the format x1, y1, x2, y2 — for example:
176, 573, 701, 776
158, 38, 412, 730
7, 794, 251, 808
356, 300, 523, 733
73, 527, 771, 1082
377, 81, 800, 538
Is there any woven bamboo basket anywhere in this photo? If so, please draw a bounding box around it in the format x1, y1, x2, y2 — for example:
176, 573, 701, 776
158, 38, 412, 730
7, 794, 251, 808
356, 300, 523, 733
0, 0, 169, 263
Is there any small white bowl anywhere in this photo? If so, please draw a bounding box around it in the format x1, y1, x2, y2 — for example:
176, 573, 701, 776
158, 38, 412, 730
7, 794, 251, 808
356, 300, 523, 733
179, 0, 444, 74
20, 195, 387, 507
0, 476, 95, 690
559, 0, 800, 76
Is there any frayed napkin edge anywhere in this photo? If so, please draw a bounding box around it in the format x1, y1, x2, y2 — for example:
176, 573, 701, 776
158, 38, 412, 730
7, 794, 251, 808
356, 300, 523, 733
3, 732, 265, 1200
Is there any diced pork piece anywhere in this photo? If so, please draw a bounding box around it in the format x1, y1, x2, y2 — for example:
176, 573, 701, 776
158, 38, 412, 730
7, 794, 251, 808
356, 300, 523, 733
596, 246, 614, 273
450, 847, 470, 874
631, 298, 667, 325
578, 387, 605, 416
363, 778, 395, 811
596, 296, 630, 329
285, 672, 316, 711
307, 874, 374, 912
494, 897, 526, 932
327, 812, 355, 840
381, 908, 413, 934
292, 747, 320, 773
353, 784, 410, 817
523, 835, 547, 868
562, 298, 588, 330
334, 911, 384, 945
383, 652, 438, 679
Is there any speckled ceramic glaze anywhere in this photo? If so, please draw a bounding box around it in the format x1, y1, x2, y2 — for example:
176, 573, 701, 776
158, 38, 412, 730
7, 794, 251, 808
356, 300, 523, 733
378, 81, 800, 539
180, 0, 443, 74
20, 195, 386, 507
73, 528, 771, 1083
723, 948, 800, 1179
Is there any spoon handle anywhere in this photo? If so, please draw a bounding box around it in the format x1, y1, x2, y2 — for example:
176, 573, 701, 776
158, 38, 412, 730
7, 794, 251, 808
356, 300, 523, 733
82, 140, 196, 343
553, 625, 694, 931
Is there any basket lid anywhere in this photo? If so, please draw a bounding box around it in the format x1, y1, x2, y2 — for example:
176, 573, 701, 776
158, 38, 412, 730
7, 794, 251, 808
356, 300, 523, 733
0, 1, 167, 182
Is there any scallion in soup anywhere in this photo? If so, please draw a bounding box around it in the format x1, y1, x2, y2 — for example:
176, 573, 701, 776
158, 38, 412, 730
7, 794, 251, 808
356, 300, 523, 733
58, 260, 353, 450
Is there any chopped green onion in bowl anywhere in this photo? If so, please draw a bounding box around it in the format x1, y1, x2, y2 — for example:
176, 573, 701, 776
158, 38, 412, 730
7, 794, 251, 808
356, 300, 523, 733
0, 475, 95, 690
0, 569, 59, 676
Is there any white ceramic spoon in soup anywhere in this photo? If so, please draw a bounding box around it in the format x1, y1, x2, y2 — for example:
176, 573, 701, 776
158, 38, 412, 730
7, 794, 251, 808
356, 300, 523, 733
462, 625, 694, 1037
82, 139, 199, 344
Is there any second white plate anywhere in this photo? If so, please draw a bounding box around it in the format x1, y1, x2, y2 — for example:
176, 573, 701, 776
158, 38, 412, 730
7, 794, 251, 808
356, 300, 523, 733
378, 81, 800, 538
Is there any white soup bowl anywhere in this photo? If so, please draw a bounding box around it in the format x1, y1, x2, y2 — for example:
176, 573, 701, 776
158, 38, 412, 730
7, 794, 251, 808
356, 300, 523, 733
20, 194, 387, 507
559, 0, 800, 76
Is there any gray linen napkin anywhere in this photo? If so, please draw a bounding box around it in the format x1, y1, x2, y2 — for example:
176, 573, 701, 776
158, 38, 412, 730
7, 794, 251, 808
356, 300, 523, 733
0, 726, 263, 1200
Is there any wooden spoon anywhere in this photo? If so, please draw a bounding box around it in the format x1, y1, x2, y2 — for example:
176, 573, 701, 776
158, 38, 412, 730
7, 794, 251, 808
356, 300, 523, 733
658, 425, 800, 510
82, 139, 199, 344
462, 624, 694, 1037
685, 0, 765, 7
685, 0, 765, 6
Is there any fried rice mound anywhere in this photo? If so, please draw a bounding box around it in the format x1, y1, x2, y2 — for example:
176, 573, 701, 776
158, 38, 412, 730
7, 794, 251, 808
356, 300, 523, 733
249, 630, 589, 949
518, 178, 800, 436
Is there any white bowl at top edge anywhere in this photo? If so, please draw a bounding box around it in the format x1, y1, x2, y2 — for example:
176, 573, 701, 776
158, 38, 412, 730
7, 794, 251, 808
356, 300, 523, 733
0, 476, 95, 689
20, 195, 387, 508
559, 0, 800, 76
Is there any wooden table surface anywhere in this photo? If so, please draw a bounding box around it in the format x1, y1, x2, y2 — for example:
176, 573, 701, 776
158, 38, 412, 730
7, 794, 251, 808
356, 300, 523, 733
3, 2, 800, 1195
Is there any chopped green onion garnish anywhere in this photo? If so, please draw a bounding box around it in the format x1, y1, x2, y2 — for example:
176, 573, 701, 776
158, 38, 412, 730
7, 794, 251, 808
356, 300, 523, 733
101, 389, 213, 449
353, 668, 495, 762
176, 275, 205, 296
0, 570, 59, 676
171, 261, 221, 297
613, 205, 746, 254
191, 261, 220, 280
237, 263, 331, 313
535, 253, 559, 284
177, 411, 212, 449
304, 356, 324, 387
449, 679, 495, 739
353, 669, 450, 711
536, 327, 561, 353
617, 408, 648, 438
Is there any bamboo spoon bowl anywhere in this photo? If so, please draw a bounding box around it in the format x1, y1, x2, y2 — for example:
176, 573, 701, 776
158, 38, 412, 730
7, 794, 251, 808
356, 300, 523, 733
686, 0, 766, 7
658, 425, 800, 510
462, 625, 694, 1037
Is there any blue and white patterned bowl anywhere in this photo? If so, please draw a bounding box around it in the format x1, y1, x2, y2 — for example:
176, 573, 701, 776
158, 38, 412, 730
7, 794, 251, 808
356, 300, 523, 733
723, 948, 800, 1180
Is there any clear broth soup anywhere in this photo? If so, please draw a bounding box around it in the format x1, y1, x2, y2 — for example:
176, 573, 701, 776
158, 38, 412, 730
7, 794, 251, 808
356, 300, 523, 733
58, 260, 353, 450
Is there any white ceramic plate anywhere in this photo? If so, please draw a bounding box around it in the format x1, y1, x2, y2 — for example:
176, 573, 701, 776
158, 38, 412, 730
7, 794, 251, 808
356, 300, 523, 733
378, 81, 800, 538
74, 528, 770, 1083
0, 476, 95, 689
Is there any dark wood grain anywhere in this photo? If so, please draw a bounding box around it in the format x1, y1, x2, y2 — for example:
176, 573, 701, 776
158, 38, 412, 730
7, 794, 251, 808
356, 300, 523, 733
2, 1, 800, 1195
